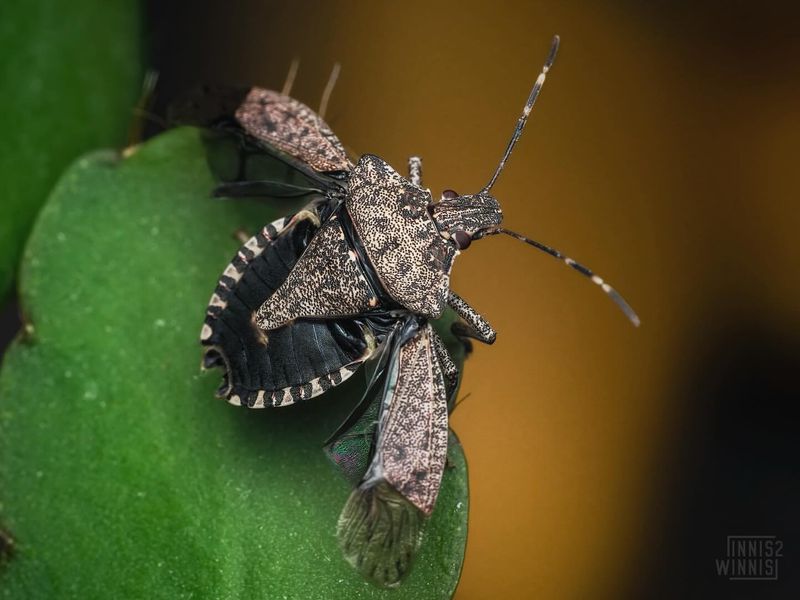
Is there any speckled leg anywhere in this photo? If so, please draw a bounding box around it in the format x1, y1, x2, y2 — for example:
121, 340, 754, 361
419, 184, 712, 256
408, 156, 422, 187
447, 291, 496, 345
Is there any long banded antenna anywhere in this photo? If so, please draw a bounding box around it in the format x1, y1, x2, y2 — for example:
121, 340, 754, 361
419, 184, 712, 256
478, 227, 640, 326
319, 62, 341, 120
483, 35, 559, 193
281, 58, 300, 96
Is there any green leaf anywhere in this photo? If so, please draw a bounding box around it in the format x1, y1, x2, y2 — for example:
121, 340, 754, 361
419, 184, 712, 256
0, 0, 142, 301
0, 128, 469, 599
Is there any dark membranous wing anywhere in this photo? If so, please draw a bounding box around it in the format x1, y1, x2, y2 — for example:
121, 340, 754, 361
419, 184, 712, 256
337, 481, 423, 589
323, 323, 400, 486
373, 323, 450, 514
336, 322, 452, 587
201, 207, 381, 408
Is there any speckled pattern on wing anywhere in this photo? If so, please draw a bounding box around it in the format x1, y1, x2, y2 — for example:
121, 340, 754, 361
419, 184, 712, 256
200, 208, 380, 409
346, 155, 456, 317
376, 324, 449, 515
235, 88, 353, 173
256, 216, 378, 330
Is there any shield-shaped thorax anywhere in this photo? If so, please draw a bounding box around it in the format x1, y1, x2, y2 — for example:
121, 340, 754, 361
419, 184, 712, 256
345, 155, 457, 318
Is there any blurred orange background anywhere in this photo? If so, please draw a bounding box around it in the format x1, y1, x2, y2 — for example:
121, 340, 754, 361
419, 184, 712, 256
147, 1, 800, 597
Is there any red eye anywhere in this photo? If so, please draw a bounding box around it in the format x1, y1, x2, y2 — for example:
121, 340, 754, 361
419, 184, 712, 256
441, 189, 459, 200
452, 230, 472, 250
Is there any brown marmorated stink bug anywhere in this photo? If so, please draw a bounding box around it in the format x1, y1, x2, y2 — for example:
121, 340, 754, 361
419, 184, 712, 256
173, 35, 639, 587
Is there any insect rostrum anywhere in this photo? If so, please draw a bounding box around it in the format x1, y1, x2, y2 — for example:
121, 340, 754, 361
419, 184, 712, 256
178, 35, 638, 588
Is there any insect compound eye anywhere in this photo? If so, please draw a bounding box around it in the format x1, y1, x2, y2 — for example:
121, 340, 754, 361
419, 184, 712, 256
441, 189, 459, 200
452, 230, 472, 250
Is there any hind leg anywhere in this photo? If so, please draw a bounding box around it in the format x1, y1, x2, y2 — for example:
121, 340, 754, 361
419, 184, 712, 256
447, 291, 496, 345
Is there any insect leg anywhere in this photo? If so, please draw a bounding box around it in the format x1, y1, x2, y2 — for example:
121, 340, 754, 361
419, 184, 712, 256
446, 291, 496, 344
408, 156, 423, 187
212, 180, 325, 199
285, 206, 323, 229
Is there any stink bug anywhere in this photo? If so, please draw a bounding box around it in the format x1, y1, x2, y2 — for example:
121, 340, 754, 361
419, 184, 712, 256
176, 35, 639, 586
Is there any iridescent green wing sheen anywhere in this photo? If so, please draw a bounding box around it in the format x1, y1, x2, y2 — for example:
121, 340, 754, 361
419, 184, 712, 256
323, 326, 400, 485
324, 381, 383, 486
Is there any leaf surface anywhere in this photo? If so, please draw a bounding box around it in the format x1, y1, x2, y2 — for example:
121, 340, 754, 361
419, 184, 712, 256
0, 0, 141, 299
0, 128, 468, 599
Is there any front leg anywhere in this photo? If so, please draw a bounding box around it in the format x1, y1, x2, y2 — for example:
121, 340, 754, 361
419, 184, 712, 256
408, 156, 423, 187
447, 290, 496, 345
213, 180, 325, 199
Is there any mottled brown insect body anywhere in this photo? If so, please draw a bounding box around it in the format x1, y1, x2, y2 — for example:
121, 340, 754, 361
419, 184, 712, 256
347, 155, 456, 317
176, 34, 639, 588
236, 88, 352, 173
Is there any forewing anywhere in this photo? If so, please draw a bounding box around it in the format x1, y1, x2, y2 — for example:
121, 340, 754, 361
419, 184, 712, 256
375, 323, 450, 514
255, 216, 379, 330
169, 85, 352, 183
326, 322, 459, 488
335, 322, 451, 587
235, 88, 353, 173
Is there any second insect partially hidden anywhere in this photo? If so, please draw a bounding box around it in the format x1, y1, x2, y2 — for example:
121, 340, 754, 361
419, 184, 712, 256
184, 35, 638, 587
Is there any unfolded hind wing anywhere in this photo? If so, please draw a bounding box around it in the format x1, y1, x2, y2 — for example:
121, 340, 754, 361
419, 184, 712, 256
201, 209, 379, 408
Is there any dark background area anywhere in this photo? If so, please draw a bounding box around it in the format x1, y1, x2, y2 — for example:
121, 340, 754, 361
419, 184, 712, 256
2, 1, 798, 598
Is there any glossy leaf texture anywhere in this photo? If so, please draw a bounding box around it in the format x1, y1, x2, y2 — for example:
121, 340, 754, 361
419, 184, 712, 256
0, 0, 142, 301
0, 128, 468, 599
